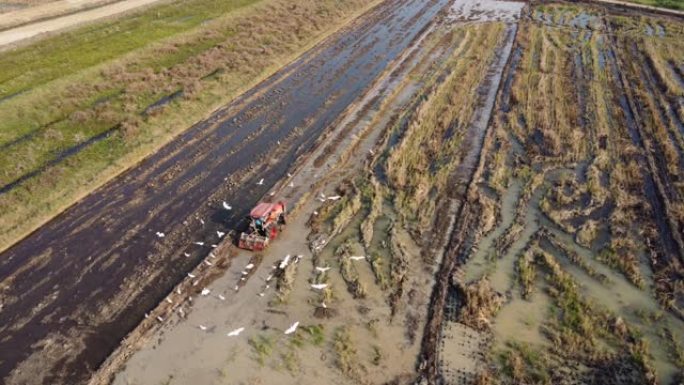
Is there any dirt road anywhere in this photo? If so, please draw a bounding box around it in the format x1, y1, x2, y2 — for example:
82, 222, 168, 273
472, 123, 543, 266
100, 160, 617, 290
0, 0, 449, 383
0, 0, 166, 49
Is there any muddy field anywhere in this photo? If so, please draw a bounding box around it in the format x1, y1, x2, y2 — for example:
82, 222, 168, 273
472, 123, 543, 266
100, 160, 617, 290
110, 0, 525, 384
2, 0, 684, 384
0, 0, 449, 383
437, 2, 684, 385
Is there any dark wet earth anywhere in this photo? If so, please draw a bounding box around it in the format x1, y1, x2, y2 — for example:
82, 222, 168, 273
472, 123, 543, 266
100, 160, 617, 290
0, 0, 450, 383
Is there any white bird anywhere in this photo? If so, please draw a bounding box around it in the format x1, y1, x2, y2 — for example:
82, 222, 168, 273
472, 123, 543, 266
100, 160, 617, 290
218, 294, 226, 301
199, 325, 208, 331
265, 284, 270, 289
194, 241, 204, 246
321, 301, 327, 308
188, 273, 196, 278
200, 219, 205, 225
320, 193, 326, 199
144, 313, 149, 319
209, 252, 216, 259
217, 231, 225, 238
176, 287, 181, 295
257, 178, 264, 185
265, 274, 273, 282
315, 266, 331, 273
165, 298, 173, 304
349, 256, 366, 261
269, 191, 276, 196
201, 288, 211, 296
287, 173, 293, 178
222, 202, 232, 210
284, 321, 299, 335
227, 327, 245, 337
245, 263, 254, 270
279, 254, 291, 269
289, 182, 294, 187
234, 285, 239, 291
241, 271, 249, 276
178, 308, 185, 317
211, 244, 218, 248
156, 316, 164, 322
327, 195, 341, 201
205, 260, 214, 266
258, 292, 265, 297
311, 283, 328, 290
156, 232, 165, 238
313, 210, 319, 216
183, 252, 191, 257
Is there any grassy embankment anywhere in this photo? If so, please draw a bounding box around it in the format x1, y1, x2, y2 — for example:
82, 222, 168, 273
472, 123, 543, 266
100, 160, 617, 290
0, 0, 379, 253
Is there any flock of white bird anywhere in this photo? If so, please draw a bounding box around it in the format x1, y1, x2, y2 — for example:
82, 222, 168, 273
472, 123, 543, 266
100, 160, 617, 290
146, 173, 352, 343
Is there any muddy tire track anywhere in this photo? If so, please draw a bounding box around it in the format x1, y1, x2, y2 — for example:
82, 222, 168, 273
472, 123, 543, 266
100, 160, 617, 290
417, 22, 520, 385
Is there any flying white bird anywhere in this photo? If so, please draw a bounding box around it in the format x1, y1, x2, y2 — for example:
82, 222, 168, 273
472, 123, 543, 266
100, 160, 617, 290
188, 273, 196, 278
227, 327, 245, 337
311, 283, 328, 290
156, 232, 165, 238
257, 178, 264, 185
199, 325, 208, 331
315, 266, 331, 273
222, 202, 232, 210
279, 255, 291, 269
194, 241, 205, 246
201, 288, 211, 296
218, 294, 226, 301
183, 252, 191, 257
205, 260, 214, 266
217, 231, 225, 238
349, 256, 366, 261
284, 321, 299, 335
245, 263, 254, 270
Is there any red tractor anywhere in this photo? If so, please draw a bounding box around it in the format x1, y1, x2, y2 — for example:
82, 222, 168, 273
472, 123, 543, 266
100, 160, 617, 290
238, 201, 286, 251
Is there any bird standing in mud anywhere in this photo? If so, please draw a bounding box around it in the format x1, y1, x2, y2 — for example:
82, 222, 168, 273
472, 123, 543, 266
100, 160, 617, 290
227, 327, 245, 337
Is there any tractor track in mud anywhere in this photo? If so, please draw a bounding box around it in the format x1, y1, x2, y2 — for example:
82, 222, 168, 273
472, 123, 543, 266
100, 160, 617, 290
0, 0, 452, 383
417, 21, 521, 385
